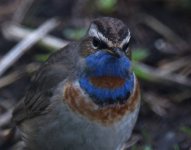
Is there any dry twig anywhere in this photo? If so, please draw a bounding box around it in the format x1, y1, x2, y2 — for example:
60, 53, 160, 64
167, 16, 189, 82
135, 13, 189, 53
0, 63, 39, 89
2, 24, 68, 50
0, 109, 13, 128
0, 18, 58, 77
143, 92, 173, 116
135, 62, 191, 88
12, 0, 35, 24
0, 0, 20, 17
159, 56, 191, 75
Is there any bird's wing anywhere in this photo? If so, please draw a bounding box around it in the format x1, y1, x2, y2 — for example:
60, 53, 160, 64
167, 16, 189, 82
12, 42, 80, 124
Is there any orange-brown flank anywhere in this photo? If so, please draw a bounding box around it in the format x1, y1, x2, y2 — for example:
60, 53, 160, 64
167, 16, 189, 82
90, 76, 125, 89
63, 80, 140, 125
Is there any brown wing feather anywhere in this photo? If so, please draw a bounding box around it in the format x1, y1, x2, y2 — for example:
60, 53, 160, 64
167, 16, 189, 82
12, 42, 80, 124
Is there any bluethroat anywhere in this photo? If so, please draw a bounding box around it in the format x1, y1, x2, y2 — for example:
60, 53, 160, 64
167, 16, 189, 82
12, 17, 141, 150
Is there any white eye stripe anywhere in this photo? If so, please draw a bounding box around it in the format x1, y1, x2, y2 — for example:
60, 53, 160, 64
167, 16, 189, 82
88, 24, 131, 48
120, 30, 131, 48
88, 25, 98, 37
88, 24, 113, 47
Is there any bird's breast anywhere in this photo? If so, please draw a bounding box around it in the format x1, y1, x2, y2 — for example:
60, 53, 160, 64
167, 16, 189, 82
63, 77, 140, 126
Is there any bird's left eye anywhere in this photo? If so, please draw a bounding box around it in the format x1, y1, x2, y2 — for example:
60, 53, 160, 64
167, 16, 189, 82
92, 37, 100, 48
122, 42, 129, 51
92, 37, 108, 49
122, 42, 131, 57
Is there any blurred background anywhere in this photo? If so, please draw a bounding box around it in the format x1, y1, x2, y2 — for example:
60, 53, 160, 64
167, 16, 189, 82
0, 0, 191, 150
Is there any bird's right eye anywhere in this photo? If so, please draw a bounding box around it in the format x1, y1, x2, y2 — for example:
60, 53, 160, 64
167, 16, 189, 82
92, 37, 100, 48
122, 42, 129, 51
92, 37, 108, 49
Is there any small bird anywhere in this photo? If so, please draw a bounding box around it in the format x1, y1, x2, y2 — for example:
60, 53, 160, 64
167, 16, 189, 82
12, 17, 141, 150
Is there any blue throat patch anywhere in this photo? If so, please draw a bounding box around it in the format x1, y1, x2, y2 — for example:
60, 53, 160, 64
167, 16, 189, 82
79, 51, 134, 105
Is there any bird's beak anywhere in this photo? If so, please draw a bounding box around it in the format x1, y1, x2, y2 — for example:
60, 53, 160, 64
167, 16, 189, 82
105, 48, 123, 57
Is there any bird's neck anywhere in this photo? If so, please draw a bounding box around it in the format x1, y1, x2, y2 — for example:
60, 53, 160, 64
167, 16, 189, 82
79, 51, 134, 106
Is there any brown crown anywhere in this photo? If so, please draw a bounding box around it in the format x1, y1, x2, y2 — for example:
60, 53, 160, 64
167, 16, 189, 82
91, 17, 129, 43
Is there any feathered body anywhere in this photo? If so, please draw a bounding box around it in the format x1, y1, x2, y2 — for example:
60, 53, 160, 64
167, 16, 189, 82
12, 17, 141, 150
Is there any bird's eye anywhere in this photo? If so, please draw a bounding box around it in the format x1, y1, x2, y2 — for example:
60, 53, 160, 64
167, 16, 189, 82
92, 37, 108, 49
122, 42, 129, 51
122, 42, 131, 57
92, 37, 100, 48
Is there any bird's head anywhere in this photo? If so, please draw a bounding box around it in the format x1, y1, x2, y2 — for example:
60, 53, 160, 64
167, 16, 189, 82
80, 17, 132, 77
79, 17, 134, 105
